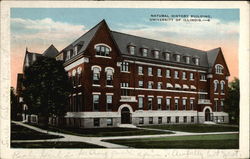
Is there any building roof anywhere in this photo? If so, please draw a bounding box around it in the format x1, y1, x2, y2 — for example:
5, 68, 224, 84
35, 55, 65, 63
111, 31, 209, 68
62, 19, 223, 70
61, 20, 104, 54
42, 44, 59, 58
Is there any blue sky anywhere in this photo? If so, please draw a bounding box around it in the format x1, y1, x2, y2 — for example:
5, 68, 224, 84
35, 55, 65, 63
11, 8, 239, 30
11, 8, 240, 87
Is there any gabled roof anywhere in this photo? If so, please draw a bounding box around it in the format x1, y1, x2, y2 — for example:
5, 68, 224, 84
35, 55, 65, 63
61, 20, 105, 54
43, 44, 59, 58
206, 47, 220, 68
111, 31, 209, 68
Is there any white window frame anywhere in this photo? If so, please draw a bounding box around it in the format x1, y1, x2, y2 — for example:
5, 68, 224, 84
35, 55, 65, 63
148, 67, 153, 76
138, 66, 143, 75
157, 68, 162, 77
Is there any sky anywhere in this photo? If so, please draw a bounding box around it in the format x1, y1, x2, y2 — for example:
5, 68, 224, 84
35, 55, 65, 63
10, 8, 239, 88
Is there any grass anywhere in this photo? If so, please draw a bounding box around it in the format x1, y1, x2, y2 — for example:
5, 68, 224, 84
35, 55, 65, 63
11, 123, 63, 140
29, 124, 173, 137
104, 134, 239, 149
11, 141, 104, 148
140, 124, 239, 133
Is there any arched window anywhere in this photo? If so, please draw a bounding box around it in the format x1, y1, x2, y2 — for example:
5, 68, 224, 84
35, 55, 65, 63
95, 44, 111, 57
214, 80, 219, 93
105, 67, 114, 86
92, 66, 101, 85
220, 81, 225, 93
215, 64, 224, 74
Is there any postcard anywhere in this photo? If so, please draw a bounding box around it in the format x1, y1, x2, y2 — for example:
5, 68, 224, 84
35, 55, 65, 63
0, 1, 249, 159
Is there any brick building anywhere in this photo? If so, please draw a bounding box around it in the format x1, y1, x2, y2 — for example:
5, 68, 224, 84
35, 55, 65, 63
17, 20, 230, 127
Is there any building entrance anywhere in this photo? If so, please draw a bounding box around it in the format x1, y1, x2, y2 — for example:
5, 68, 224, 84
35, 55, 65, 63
121, 107, 131, 124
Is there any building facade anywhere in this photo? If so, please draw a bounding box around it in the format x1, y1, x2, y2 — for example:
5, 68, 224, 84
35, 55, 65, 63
17, 20, 230, 128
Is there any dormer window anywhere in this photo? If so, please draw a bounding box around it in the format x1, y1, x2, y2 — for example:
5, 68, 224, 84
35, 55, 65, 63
66, 50, 71, 60
95, 44, 111, 57
73, 46, 78, 56
215, 64, 224, 74
195, 58, 199, 65
165, 53, 170, 61
186, 56, 190, 64
129, 46, 135, 55
176, 54, 181, 62
154, 50, 159, 59
142, 48, 148, 57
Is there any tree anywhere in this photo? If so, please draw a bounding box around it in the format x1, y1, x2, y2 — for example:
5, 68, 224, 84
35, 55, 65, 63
225, 78, 239, 124
11, 87, 19, 120
22, 56, 72, 127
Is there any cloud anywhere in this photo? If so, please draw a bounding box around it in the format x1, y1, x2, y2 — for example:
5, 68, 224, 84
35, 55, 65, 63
118, 18, 239, 47
11, 18, 87, 51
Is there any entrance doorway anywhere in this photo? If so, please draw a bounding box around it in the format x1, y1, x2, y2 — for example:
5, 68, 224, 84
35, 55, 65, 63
121, 107, 131, 124
205, 108, 211, 121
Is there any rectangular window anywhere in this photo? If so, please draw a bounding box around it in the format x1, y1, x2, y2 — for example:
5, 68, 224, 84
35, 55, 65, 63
175, 99, 179, 110
166, 69, 171, 78
121, 83, 130, 96
182, 99, 187, 110
129, 46, 135, 55
190, 99, 194, 110
157, 98, 162, 110
221, 100, 224, 107
66, 50, 71, 60
148, 97, 153, 110
195, 58, 199, 65
183, 116, 187, 123
94, 118, 100, 127
176, 55, 180, 62
138, 97, 143, 109
191, 116, 194, 123
106, 95, 112, 110
158, 117, 162, 124
186, 57, 190, 64
166, 98, 171, 110
93, 95, 99, 111
139, 81, 144, 88
167, 117, 171, 123
174, 71, 179, 79
148, 81, 153, 89
157, 82, 162, 89
157, 69, 162, 77
139, 117, 144, 124
148, 67, 153, 76
190, 73, 194, 80
165, 53, 170, 61
138, 66, 143, 75
154, 50, 159, 58
200, 73, 206, 81
175, 116, 179, 123
142, 49, 148, 57
107, 118, 113, 126
73, 46, 78, 56
121, 62, 129, 72
149, 117, 153, 124
182, 72, 187, 80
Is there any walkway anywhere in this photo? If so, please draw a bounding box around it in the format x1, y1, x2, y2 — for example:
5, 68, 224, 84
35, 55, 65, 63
11, 121, 239, 148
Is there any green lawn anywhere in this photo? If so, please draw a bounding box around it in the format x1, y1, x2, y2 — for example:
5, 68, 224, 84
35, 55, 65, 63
104, 134, 239, 149
11, 141, 104, 148
140, 124, 239, 133
32, 125, 173, 137
11, 123, 63, 140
